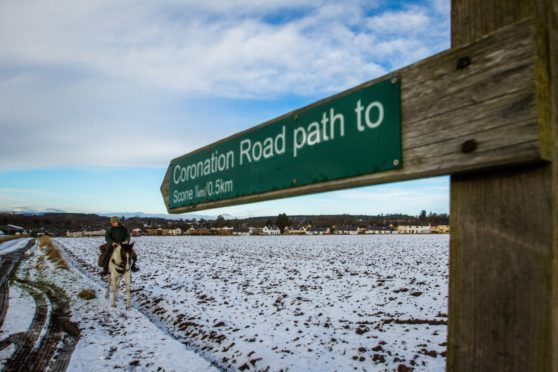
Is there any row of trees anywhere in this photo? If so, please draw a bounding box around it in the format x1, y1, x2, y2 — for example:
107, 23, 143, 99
247, 211, 449, 229
0, 211, 448, 236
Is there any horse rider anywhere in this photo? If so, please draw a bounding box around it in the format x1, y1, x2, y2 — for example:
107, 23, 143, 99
100, 216, 139, 276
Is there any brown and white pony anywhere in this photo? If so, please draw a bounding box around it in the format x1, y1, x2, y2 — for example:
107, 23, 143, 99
105, 242, 134, 310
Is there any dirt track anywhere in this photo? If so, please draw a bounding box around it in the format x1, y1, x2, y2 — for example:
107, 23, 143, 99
0, 239, 80, 371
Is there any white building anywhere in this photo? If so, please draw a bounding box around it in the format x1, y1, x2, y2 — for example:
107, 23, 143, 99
263, 226, 281, 235
84, 230, 106, 237
66, 229, 106, 237
365, 226, 394, 234
284, 226, 308, 235
170, 228, 182, 236
396, 225, 431, 234
334, 226, 359, 235
306, 226, 331, 235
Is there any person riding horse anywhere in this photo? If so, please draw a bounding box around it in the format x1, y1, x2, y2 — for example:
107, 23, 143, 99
100, 216, 139, 276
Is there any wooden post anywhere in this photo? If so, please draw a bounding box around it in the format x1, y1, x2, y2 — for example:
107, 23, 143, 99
448, 0, 558, 370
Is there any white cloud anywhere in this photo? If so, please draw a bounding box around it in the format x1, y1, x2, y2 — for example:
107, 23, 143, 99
0, 0, 450, 169
0, 0, 447, 97
367, 9, 430, 34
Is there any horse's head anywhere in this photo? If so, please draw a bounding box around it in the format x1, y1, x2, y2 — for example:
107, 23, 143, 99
120, 242, 134, 253
119, 242, 134, 267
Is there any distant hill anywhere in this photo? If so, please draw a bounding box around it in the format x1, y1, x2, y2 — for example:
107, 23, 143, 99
96, 212, 229, 221
0, 207, 229, 221
1, 206, 42, 215
242, 213, 449, 228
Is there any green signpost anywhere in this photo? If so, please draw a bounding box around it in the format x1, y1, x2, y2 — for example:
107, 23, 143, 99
164, 77, 401, 212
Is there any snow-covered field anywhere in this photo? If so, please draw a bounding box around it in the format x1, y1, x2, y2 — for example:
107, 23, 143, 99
57, 235, 449, 371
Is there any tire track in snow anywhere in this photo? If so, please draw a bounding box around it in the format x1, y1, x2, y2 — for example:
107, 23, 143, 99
0, 240, 80, 371
3, 281, 49, 371
15, 280, 80, 372
0, 239, 33, 329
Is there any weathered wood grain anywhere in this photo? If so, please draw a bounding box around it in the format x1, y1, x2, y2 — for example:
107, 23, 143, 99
162, 20, 546, 213
448, 0, 557, 371
451, 0, 538, 47
549, 1, 558, 370
449, 165, 553, 372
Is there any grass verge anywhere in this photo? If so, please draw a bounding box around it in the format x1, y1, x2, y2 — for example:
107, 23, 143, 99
39, 236, 70, 270
78, 289, 97, 300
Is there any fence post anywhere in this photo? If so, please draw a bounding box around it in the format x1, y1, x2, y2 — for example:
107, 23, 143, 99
448, 0, 558, 370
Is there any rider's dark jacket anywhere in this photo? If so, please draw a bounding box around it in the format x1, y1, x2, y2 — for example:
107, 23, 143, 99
101, 224, 136, 272
105, 224, 130, 246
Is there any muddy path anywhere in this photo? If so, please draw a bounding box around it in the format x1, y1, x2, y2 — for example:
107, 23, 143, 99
0, 239, 81, 371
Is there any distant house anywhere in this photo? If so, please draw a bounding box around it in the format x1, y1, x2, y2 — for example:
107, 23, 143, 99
232, 227, 250, 236
334, 226, 359, 235
306, 226, 331, 235
0, 230, 5, 236
430, 224, 450, 234
66, 229, 105, 238
168, 228, 182, 236
249, 227, 264, 236
214, 227, 233, 236
262, 226, 280, 235
209, 227, 232, 235
146, 228, 161, 236
186, 227, 210, 235
83, 230, 105, 237
132, 228, 142, 237
145, 227, 181, 236
365, 225, 394, 234
397, 225, 430, 234
155, 228, 182, 236
6, 224, 25, 235
284, 225, 307, 235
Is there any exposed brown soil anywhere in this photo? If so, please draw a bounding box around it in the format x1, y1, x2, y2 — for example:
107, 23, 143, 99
383, 318, 447, 326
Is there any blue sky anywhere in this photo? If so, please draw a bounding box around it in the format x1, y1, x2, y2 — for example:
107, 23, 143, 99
0, 0, 450, 217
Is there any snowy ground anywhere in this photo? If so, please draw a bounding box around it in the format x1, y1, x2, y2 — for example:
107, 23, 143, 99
0, 238, 33, 255
56, 235, 449, 371
2, 239, 216, 371
0, 284, 35, 366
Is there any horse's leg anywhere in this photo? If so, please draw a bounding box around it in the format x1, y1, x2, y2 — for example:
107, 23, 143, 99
112, 274, 119, 308
125, 272, 131, 311
106, 272, 111, 299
